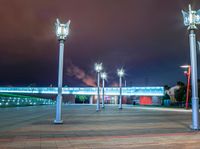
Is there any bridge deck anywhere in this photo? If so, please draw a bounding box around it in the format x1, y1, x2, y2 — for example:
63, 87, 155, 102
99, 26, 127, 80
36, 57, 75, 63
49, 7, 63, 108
0, 87, 164, 96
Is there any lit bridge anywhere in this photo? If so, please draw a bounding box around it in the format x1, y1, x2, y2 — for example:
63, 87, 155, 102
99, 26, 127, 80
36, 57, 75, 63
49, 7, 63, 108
0, 87, 164, 96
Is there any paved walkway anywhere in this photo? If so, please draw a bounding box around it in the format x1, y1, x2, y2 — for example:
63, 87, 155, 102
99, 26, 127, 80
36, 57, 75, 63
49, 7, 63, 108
0, 105, 200, 148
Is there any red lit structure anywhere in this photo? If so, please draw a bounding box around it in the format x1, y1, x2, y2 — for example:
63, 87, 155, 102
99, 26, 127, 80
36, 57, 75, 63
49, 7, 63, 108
185, 66, 191, 109
139, 96, 152, 105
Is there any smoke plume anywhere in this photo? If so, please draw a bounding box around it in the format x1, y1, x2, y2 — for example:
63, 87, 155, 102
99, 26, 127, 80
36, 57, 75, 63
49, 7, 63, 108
66, 63, 96, 87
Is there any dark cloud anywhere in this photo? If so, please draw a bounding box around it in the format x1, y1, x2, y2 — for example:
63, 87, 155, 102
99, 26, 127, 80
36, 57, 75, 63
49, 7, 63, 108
0, 0, 200, 87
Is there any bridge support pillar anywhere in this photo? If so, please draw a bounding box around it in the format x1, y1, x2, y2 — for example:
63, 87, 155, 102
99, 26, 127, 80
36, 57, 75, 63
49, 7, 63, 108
115, 96, 118, 105
90, 96, 93, 104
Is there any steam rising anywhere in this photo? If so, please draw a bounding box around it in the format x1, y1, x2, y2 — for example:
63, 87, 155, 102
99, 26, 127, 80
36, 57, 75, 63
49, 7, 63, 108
67, 63, 96, 87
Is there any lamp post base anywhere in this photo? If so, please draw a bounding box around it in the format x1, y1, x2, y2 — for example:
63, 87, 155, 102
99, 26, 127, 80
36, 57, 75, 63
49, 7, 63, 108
96, 109, 100, 112
54, 120, 63, 124
190, 125, 200, 130
119, 107, 122, 110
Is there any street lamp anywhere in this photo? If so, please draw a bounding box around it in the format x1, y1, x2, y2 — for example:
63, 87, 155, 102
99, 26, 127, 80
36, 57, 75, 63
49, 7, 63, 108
117, 68, 125, 109
95, 63, 103, 111
101, 72, 107, 108
180, 65, 191, 109
54, 18, 70, 124
182, 4, 200, 129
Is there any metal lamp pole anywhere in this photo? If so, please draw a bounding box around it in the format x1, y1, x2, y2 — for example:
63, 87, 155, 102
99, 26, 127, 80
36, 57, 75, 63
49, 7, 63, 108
54, 19, 70, 124
117, 68, 125, 109
182, 4, 200, 129
101, 72, 107, 109
95, 63, 103, 111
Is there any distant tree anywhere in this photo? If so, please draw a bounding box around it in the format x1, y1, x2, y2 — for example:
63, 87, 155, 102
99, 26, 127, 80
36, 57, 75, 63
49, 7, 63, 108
177, 81, 185, 87
75, 95, 88, 104
164, 85, 170, 91
162, 85, 170, 105
175, 81, 186, 106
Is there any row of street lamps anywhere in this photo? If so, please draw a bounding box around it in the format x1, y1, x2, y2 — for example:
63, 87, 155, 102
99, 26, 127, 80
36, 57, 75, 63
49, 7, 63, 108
53, 18, 126, 122
94, 63, 125, 111
53, 4, 200, 130
52, 19, 129, 120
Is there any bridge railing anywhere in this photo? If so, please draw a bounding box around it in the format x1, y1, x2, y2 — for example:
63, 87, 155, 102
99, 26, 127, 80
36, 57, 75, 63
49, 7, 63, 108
0, 87, 164, 96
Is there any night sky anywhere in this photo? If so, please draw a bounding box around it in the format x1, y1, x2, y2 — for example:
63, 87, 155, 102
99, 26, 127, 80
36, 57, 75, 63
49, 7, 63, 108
0, 0, 200, 87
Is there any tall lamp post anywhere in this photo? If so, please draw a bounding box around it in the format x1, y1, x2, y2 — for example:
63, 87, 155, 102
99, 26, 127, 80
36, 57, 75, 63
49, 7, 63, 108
180, 65, 191, 109
182, 4, 200, 129
54, 18, 70, 124
95, 63, 103, 111
117, 68, 125, 109
101, 72, 107, 108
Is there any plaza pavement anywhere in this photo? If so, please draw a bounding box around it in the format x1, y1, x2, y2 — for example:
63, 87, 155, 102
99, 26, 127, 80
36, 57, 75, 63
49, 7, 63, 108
0, 104, 200, 148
